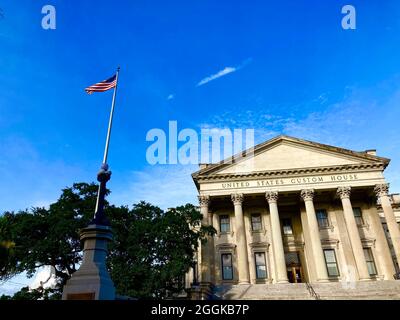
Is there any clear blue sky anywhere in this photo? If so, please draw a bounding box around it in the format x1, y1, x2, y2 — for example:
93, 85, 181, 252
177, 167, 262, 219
1, 0, 400, 215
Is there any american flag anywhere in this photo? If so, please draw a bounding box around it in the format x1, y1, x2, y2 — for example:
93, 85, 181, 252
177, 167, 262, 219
85, 74, 117, 94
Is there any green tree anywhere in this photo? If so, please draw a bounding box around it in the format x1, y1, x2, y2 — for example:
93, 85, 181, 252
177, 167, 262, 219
0, 286, 60, 300
0, 183, 214, 299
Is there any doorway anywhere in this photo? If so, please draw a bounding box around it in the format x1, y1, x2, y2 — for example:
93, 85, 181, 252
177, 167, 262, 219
287, 265, 302, 283
285, 251, 303, 283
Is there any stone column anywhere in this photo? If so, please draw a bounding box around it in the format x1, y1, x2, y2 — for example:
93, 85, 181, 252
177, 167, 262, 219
337, 186, 370, 280
374, 183, 400, 270
368, 205, 396, 280
231, 193, 250, 284
266, 191, 288, 283
198, 195, 212, 285
300, 189, 329, 282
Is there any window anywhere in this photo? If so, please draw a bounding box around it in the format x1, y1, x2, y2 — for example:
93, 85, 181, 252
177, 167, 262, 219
363, 248, 377, 276
323, 249, 340, 277
353, 207, 364, 226
219, 215, 230, 233
282, 218, 293, 235
254, 252, 267, 279
316, 209, 329, 228
221, 253, 233, 280
251, 214, 262, 231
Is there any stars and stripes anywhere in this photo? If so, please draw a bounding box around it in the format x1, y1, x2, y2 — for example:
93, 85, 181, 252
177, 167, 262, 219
85, 74, 117, 94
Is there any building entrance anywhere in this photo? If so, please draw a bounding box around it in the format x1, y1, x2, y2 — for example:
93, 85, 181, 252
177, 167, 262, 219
285, 252, 303, 283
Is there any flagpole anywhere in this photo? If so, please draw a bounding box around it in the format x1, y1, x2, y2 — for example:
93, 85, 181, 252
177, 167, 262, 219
92, 67, 120, 225
63, 69, 121, 300
103, 67, 120, 165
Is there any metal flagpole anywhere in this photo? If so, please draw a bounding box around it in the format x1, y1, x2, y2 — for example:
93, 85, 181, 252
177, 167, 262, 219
102, 67, 120, 165
62, 70, 121, 300
92, 67, 120, 225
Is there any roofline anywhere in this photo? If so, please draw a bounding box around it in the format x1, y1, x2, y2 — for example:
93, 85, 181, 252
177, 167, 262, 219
192, 135, 390, 181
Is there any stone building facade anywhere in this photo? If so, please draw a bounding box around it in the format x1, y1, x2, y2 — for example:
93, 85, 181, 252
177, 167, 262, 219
188, 136, 400, 299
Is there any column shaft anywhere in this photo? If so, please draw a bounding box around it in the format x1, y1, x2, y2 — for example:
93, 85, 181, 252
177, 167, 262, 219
337, 187, 370, 280
300, 189, 329, 282
231, 193, 250, 284
266, 191, 288, 283
375, 184, 400, 270
368, 206, 396, 279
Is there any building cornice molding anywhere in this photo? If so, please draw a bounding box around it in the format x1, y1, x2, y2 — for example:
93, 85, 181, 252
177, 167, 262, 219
321, 238, 340, 249
248, 241, 270, 249
194, 163, 385, 183
361, 237, 376, 248
215, 243, 237, 250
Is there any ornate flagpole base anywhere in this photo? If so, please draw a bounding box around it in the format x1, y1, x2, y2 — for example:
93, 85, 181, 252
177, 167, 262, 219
62, 224, 115, 300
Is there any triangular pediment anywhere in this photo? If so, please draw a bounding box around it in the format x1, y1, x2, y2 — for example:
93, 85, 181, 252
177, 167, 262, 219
193, 136, 389, 179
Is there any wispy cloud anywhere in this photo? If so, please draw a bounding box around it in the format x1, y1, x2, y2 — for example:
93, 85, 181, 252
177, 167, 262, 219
197, 67, 236, 87
196, 58, 252, 87
167, 94, 174, 100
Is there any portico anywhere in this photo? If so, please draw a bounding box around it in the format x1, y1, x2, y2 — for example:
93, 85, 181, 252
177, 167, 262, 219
190, 136, 400, 291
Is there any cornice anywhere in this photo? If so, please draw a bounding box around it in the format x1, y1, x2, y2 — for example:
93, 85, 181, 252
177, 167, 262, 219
249, 241, 270, 249
215, 243, 237, 250
194, 163, 385, 183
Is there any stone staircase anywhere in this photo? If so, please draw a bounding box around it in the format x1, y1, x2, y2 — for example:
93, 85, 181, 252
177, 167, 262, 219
312, 280, 400, 300
213, 283, 313, 300
212, 280, 400, 300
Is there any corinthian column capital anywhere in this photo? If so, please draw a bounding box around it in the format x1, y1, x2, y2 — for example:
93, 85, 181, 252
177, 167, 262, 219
198, 195, 210, 207
231, 193, 244, 205
337, 186, 351, 199
374, 183, 389, 198
265, 191, 279, 203
300, 189, 314, 201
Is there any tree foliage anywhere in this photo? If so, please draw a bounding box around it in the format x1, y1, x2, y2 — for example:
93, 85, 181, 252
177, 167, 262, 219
0, 183, 214, 299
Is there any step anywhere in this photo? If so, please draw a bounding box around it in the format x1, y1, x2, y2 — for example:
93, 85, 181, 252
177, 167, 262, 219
213, 281, 400, 300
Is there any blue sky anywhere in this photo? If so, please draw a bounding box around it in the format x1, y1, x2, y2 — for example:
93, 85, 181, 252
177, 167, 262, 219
1, 1, 400, 216
1, 0, 400, 295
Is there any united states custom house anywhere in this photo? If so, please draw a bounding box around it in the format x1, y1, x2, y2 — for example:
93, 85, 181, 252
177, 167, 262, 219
185, 135, 400, 299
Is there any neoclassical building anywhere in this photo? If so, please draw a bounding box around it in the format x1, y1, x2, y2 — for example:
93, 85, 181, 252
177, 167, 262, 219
188, 136, 400, 299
